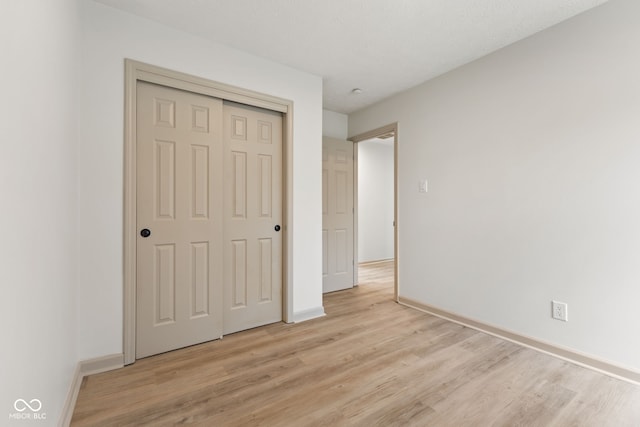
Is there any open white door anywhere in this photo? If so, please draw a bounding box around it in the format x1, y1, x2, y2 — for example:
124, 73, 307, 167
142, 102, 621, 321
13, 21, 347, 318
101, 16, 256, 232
322, 137, 355, 293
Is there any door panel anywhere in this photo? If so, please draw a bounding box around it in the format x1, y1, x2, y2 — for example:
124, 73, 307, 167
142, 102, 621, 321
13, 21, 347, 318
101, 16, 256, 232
322, 137, 355, 293
223, 102, 283, 335
136, 82, 224, 358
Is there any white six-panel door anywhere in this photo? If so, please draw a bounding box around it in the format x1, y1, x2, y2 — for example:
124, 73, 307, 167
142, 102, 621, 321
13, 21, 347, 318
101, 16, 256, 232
136, 82, 224, 358
136, 83, 283, 358
322, 137, 355, 293
223, 102, 283, 334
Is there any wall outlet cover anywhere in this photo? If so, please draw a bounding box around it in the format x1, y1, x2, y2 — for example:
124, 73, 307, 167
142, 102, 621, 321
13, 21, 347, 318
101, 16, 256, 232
418, 179, 428, 193
552, 300, 568, 322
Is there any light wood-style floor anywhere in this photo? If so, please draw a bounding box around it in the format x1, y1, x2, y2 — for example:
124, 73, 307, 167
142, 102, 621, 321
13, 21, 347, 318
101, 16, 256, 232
72, 260, 640, 426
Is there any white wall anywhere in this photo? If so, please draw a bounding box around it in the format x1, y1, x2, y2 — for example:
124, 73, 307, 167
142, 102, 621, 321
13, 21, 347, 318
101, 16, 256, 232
77, 1, 323, 360
0, 0, 79, 423
349, 0, 640, 371
322, 109, 348, 139
358, 141, 394, 263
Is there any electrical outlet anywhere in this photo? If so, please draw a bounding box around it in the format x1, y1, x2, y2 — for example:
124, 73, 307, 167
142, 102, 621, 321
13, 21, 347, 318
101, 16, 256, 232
551, 301, 568, 322
418, 179, 428, 193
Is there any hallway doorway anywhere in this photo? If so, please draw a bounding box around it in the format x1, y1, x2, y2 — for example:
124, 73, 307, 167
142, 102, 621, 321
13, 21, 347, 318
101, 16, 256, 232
350, 123, 398, 300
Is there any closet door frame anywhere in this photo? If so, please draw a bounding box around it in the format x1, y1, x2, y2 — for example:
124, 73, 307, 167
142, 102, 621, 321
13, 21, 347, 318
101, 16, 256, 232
123, 59, 294, 365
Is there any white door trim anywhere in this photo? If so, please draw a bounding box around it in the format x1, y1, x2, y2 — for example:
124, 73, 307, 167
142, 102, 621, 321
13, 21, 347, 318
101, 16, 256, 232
123, 59, 294, 365
349, 123, 399, 301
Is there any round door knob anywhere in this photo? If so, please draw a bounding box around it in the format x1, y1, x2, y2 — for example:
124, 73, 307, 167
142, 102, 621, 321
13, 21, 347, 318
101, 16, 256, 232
140, 228, 151, 238
274, 225, 281, 232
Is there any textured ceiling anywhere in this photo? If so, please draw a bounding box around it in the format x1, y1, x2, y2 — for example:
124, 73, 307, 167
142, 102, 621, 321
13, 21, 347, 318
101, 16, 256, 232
94, 0, 608, 114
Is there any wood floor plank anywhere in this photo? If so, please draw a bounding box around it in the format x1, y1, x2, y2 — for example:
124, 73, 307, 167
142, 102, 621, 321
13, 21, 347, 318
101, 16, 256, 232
71, 261, 640, 426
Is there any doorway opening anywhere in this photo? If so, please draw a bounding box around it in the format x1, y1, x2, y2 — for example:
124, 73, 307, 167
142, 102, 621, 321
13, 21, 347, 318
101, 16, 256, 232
350, 123, 398, 301
355, 136, 395, 292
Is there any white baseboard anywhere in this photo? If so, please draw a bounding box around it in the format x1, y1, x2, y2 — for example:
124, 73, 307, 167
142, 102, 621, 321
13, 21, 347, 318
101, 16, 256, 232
398, 296, 640, 386
58, 364, 83, 427
292, 306, 326, 323
58, 353, 124, 427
